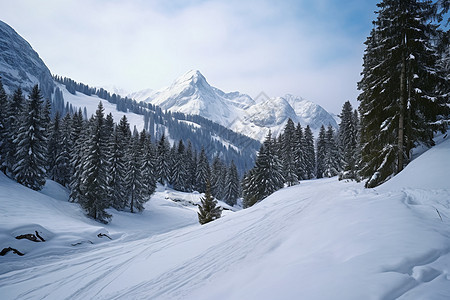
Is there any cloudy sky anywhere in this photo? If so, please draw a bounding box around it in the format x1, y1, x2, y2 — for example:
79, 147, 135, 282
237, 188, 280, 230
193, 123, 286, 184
1, 0, 378, 113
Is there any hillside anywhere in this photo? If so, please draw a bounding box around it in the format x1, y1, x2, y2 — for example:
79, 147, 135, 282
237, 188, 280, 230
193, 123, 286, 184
1, 137, 449, 299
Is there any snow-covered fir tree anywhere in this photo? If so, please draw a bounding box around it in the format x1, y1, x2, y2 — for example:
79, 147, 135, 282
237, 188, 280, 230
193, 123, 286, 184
0, 80, 9, 173
68, 109, 86, 203
56, 113, 72, 187
156, 134, 171, 185
303, 125, 316, 179
197, 180, 222, 225
315, 125, 327, 179
223, 161, 240, 206
294, 123, 306, 180
184, 140, 195, 192
140, 130, 156, 199
125, 131, 147, 213
195, 147, 210, 193
77, 102, 111, 223
12, 85, 47, 190
358, 0, 447, 187
323, 125, 340, 178
338, 101, 360, 180
108, 119, 129, 210
281, 118, 299, 187
242, 131, 284, 208
3, 88, 25, 174
210, 156, 225, 200
47, 112, 64, 183
171, 140, 188, 191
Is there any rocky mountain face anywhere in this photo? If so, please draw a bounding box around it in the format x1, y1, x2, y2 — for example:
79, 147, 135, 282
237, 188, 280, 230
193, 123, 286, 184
138, 70, 338, 141
0, 20, 54, 99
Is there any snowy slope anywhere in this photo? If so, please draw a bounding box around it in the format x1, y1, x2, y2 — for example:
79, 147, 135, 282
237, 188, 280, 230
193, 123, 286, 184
140, 70, 338, 140
1, 138, 449, 299
126, 88, 154, 102
57, 83, 145, 132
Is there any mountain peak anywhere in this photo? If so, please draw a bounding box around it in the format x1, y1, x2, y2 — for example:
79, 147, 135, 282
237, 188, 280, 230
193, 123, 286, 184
174, 69, 207, 87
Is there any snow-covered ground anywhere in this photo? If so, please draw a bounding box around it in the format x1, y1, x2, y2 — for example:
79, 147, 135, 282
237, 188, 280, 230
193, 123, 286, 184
1, 138, 450, 299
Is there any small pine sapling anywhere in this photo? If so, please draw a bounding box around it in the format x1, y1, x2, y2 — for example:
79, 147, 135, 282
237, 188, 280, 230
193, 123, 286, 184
198, 180, 222, 225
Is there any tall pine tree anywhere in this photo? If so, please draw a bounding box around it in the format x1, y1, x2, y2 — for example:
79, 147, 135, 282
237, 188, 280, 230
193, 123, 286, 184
78, 102, 111, 222
358, 0, 447, 187
338, 101, 360, 180
13, 85, 47, 190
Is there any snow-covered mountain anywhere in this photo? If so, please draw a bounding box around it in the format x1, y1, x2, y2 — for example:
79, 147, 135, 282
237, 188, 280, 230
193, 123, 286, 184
0, 20, 54, 99
0, 21, 260, 173
139, 70, 338, 140
1, 132, 449, 299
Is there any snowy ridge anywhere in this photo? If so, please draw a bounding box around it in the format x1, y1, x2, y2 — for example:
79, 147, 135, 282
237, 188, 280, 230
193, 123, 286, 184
57, 83, 145, 132
0, 20, 54, 99
1, 137, 449, 299
138, 70, 338, 140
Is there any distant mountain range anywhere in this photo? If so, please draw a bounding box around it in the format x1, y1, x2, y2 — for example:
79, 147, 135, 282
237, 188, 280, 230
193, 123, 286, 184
0, 18, 338, 145
129, 70, 338, 140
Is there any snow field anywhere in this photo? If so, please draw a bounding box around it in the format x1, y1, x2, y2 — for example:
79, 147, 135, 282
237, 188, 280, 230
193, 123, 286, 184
0, 138, 449, 299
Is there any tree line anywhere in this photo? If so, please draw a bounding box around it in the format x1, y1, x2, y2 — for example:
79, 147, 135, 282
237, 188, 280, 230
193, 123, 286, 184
0, 83, 240, 223
242, 100, 359, 208
53, 75, 260, 176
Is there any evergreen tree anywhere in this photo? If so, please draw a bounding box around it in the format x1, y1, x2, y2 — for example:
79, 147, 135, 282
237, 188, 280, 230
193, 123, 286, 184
57, 113, 72, 187
3, 88, 26, 174
281, 118, 299, 186
242, 168, 258, 208
125, 131, 147, 213
78, 102, 111, 223
323, 125, 340, 177
358, 0, 447, 187
117, 115, 132, 143
104, 113, 115, 138
316, 125, 327, 179
108, 126, 128, 210
156, 134, 171, 185
13, 85, 47, 190
294, 123, 306, 180
184, 140, 195, 192
338, 101, 360, 180
170, 140, 188, 191
47, 112, 63, 182
223, 161, 240, 206
195, 147, 210, 193
69, 111, 87, 203
0, 80, 9, 173
198, 180, 222, 225
210, 156, 225, 200
141, 130, 156, 198
303, 125, 316, 179
242, 131, 284, 207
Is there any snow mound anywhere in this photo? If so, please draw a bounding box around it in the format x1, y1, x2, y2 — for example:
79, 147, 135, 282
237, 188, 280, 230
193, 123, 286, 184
379, 136, 450, 191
